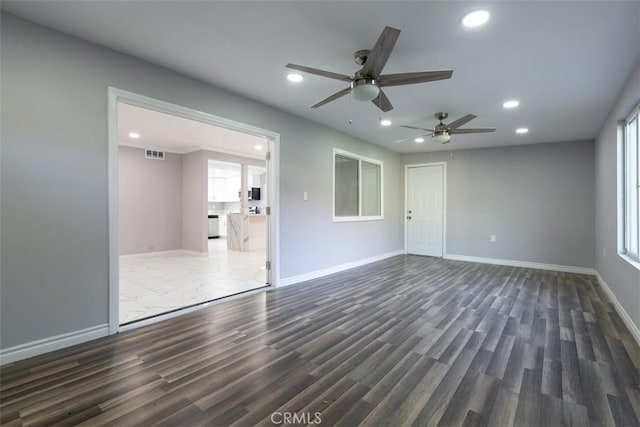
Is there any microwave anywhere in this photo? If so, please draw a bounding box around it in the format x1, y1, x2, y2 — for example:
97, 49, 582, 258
239, 187, 261, 200
249, 187, 261, 200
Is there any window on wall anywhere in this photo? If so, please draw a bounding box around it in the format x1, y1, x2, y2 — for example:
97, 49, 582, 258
623, 105, 639, 262
333, 149, 383, 221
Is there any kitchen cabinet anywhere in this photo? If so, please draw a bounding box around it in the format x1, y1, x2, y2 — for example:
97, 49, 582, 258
208, 175, 241, 202
219, 214, 227, 236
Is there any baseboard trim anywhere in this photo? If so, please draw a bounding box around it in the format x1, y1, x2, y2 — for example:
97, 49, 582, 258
277, 250, 405, 288
595, 272, 640, 347
443, 254, 597, 275
0, 324, 109, 366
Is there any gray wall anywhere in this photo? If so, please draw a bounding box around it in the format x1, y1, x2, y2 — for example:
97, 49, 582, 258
181, 150, 207, 253
402, 140, 595, 268
119, 146, 183, 255
595, 63, 640, 329
0, 13, 403, 349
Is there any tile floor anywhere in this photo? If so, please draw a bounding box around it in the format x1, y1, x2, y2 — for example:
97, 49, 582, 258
119, 238, 267, 324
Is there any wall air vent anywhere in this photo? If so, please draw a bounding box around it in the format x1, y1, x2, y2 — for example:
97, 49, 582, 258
145, 149, 165, 160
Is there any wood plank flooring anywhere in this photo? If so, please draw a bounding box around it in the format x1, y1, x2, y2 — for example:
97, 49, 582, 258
2, 255, 640, 426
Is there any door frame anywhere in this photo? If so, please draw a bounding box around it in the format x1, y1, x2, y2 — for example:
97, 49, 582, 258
107, 87, 280, 334
404, 162, 447, 257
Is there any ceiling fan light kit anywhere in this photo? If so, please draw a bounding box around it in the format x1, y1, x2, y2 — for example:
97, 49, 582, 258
351, 78, 380, 101
432, 132, 451, 144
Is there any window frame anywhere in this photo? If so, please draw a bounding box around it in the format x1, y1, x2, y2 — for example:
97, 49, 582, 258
332, 148, 384, 222
622, 104, 640, 264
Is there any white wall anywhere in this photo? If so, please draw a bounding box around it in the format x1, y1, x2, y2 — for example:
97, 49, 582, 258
595, 63, 640, 329
0, 13, 403, 350
119, 146, 184, 255
402, 140, 595, 268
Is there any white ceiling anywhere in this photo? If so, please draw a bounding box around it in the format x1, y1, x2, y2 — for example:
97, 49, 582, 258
118, 103, 268, 159
4, 1, 639, 153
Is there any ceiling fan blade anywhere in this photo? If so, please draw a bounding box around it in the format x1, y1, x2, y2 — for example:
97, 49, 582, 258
447, 114, 476, 129
360, 26, 401, 77
310, 86, 352, 108
395, 137, 414, 143
396, 133, 431, 143
400, 125, 433, 133
286, 63, 352, 82
450, 128, 496, 134
378, 70, 453, 87
371, 89, 393, 112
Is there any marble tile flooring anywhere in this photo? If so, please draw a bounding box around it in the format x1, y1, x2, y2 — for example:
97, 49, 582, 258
119, 238, 267, 324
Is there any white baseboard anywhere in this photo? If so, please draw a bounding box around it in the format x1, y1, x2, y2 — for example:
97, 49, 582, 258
0, 324, 109, 366
443, 254, 597, 275
595, 272, 640, 347
120, 249, 208, 259
277, 250, 405, 288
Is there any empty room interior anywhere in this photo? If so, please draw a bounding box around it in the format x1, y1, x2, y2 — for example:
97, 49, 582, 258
1, 2, 639, 426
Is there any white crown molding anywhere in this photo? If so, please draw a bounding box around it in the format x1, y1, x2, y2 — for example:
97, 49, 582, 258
118, 141, 184, 154
277, 250, 404, 287
443, 254, 597, 275
118, 142, 265, 161
0, 324, 109, 366
187, 145, 266, 160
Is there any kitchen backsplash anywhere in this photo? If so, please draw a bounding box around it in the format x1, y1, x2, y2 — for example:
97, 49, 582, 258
208, 201, 240, 213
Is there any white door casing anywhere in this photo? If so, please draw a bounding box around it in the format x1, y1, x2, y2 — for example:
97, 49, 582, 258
107, 87, 280, 334
406, 163, 445, 257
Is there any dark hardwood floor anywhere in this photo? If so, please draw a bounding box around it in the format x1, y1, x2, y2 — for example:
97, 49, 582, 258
2, 255, 640, 426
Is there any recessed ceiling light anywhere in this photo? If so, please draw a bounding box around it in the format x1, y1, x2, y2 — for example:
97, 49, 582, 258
462, 10, 490, 28
287, 73, 304, 83
128, 132, 140, 139
254, 145, 263, 150
414, 137, 425, 143
516, 128, 529, 134
380, 119, 392, 126
503, 100, 520, 109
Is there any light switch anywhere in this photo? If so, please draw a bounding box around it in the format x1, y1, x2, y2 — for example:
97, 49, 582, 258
490, 235, 496, 243
303, 191, 308, 201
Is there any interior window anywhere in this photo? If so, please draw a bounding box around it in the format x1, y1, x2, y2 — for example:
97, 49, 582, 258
334, 149, 383, 221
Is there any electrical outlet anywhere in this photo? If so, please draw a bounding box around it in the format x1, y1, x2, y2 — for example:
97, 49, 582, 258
490, 235, 496, 243
303, 191, 308, 201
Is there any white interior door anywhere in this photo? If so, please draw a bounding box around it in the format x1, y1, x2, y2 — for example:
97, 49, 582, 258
406, 164, 444, 257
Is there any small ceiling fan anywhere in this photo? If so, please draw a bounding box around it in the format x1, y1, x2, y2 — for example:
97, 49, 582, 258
397, 112, 496, 144
286, 26, 453, 112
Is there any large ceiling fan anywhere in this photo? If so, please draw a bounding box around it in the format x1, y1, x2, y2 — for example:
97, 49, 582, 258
397, 112, 496, 144
286, 26, 453, 113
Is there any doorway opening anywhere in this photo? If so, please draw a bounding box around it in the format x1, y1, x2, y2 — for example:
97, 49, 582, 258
108, 88, 279, 332
405, 162, 446, 257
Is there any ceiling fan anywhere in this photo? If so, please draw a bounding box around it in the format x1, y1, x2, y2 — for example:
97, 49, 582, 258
397, 112, 496, 144
285, 26, 453, 113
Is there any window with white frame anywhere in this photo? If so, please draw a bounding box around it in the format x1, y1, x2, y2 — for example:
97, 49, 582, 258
623, 105, 639, 262
333, 149, 383, 221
